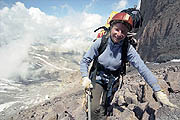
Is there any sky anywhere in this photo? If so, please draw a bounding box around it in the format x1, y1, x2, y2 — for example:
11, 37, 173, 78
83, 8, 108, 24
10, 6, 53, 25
0, 0, 141, 17
0, 0, 141, 79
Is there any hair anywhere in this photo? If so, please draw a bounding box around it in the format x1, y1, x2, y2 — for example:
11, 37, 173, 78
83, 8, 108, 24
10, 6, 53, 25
110, 20, 132, 31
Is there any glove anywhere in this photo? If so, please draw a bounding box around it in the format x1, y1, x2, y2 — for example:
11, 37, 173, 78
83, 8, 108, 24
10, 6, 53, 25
81, 77, 93, 112
82, 77, 93, 90
154, 91, 178, 108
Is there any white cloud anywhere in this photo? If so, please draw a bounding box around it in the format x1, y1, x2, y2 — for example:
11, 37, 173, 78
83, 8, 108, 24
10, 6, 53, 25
84, 0, 96, 12
59, 3, 76, 15
113, 0, 128, 11
137, 0, 141, 9
0, 2, 103, 79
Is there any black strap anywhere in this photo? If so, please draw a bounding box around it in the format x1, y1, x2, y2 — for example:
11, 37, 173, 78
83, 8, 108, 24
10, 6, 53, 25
94, 26, 108, 33
98, 35, 109, 55
120, 37, 129, 76
89, 34, 109, 86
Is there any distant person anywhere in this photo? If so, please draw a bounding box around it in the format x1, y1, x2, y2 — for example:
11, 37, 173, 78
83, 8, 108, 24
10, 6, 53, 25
80, 11, 177, 119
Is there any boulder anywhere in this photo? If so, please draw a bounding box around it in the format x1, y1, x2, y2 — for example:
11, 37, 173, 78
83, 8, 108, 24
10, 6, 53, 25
164, 72, 180, 92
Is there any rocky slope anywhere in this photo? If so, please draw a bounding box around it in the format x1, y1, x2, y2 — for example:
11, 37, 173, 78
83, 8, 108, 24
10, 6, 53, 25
2, 1, 180, 120
0, 44, 82, 120
137, 0, 180, 63
5, 62, 179, 120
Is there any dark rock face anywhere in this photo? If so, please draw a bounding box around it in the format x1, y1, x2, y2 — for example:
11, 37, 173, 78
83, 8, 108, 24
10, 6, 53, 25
137, 0, 180, 63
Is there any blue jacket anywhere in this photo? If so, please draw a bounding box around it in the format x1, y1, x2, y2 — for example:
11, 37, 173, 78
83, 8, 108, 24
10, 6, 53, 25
80, 37, 161, 92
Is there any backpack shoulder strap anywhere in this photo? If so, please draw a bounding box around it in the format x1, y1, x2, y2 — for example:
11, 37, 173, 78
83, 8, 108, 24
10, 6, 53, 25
89, 34, 109, 86
98, 34, 109, 55
120, 37, 130, 76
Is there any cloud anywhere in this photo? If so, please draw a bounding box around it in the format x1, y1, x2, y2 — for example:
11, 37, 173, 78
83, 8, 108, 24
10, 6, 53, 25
0, 2, 103, 79
59, 3, 76, 15
58, 11, 102, 51
113, 0, 128, 11
137, 0, 141, 9
84, 0, 96, 12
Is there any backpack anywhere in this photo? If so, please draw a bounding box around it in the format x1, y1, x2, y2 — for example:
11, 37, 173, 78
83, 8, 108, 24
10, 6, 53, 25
121, 7, 143, 31
89, 7, 143, 85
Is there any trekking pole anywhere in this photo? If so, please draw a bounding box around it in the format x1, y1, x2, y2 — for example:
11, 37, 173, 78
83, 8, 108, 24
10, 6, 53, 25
87, 87, 92, 120
88, 90, 91, 120
104, 76, 113, 116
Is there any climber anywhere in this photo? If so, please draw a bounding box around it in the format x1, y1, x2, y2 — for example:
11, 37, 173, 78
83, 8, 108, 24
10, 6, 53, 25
80, 11, 177, 119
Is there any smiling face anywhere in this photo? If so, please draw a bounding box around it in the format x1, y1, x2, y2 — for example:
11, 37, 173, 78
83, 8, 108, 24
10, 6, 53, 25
110, 22, 129, 43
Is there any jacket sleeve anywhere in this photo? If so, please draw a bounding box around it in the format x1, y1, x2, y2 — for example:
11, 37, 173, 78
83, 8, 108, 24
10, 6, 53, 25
80, 39, 101, 78
127, 45, 161, 92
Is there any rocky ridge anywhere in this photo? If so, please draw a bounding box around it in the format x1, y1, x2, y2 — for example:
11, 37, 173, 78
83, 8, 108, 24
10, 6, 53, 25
8, 62, 180, 120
